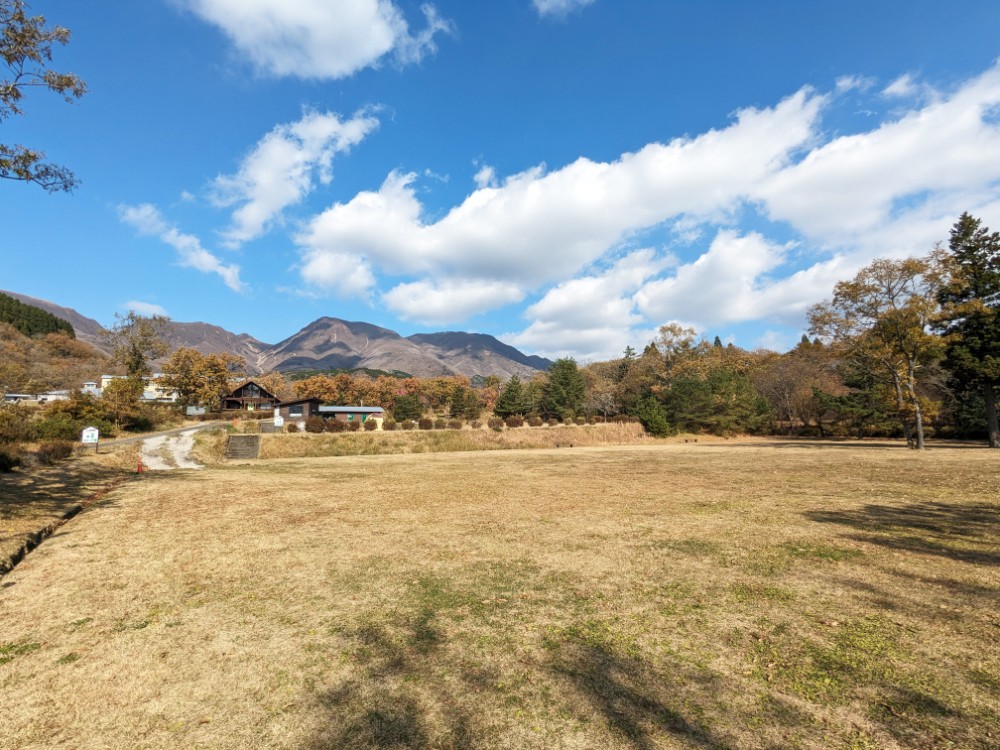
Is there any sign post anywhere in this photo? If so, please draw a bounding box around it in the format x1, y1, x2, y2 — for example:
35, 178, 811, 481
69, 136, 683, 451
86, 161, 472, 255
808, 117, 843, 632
273, 414, 284, 431
81, 426, 100, 454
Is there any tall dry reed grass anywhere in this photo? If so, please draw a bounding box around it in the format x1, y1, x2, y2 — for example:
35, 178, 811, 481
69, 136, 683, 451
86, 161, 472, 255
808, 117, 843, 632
257, 421, 648, 460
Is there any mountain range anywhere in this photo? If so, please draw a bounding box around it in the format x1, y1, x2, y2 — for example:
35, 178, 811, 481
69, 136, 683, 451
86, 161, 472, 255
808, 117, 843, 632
1, 291, 551, 379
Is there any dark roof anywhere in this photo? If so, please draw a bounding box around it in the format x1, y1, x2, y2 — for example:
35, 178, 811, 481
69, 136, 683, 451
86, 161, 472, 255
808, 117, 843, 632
277, 397, 322, 408
317, 405, 385, 414
223, 380, 278, 400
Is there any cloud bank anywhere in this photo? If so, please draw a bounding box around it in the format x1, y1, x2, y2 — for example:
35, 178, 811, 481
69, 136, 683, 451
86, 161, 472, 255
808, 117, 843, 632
293, 61, 1000, 357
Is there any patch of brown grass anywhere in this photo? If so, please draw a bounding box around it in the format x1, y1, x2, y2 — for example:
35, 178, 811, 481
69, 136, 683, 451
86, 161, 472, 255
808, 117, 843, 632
1, 440, 998, 749
0, 445, 138, 573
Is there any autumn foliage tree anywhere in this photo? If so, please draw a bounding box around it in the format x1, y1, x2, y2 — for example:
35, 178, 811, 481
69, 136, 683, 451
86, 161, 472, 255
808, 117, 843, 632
809, 253, 948, 449
158, 347, 246, 409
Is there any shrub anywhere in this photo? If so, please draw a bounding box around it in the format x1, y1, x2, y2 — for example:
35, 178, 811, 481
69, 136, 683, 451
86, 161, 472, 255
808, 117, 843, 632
0, 448, 20, 473
636, 396, 671, 437
239, 419, 261, 434
285, 422, 299, 433
418, 418, 433, 430
527, 416, 543, 427
547, 418, 560, 427
401, 420, 416, 431
383, 419, 397, 431
36, 440, 75, 465
504, 415, 524, 428
487, 417, 504, 432
364, 419, 378, 431
305, 416, 326, 433
0, 403, 36, 444
470, 420, 482, 429
575, 416, 587, 425
593, 415, 605, 424
447, 419, 463, 430
434, 418, 447, 430
326, 419, 348, 433
32, 412, 79, 441
348, 421, 361, 432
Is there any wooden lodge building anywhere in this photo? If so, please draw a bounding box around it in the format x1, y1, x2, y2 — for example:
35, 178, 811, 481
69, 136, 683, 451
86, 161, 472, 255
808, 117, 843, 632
222, 383, 386, 428
221, 381, 279, 412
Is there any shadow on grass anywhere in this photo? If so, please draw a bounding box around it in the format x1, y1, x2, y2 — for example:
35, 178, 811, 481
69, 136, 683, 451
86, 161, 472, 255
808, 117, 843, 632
306, 607, 480, 750
0, 460, 131, 574
0, 461, 125, 520
804, 501, 1000, 566
546, 638, 735, 750
305, 605, 745, 750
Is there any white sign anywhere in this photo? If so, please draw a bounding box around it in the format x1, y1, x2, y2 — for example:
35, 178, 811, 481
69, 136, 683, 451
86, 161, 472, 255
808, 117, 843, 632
273, 415, 284, 427
81, 426, 100, 444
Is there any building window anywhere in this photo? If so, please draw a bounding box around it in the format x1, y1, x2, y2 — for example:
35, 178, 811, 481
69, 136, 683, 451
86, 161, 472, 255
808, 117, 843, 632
290, 406, 303, 417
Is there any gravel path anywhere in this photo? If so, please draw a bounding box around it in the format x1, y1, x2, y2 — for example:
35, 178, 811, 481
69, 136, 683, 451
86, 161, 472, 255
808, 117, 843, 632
140, 428, 203, 471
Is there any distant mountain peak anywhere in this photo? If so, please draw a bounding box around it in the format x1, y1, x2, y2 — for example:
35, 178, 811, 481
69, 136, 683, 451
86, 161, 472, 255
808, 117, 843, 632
1, 291, 551, 380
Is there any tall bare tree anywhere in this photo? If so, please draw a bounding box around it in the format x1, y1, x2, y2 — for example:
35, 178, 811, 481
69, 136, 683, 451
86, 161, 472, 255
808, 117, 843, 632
103, 312, 170, 382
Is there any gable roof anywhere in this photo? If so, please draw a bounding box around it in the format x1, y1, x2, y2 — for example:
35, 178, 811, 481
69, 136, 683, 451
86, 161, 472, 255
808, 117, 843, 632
223, 380, 278, 400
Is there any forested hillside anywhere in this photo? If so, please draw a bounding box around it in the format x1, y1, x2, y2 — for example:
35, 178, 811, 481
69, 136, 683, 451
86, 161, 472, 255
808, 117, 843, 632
0, 291, 75, 339
0, 322, 109, 394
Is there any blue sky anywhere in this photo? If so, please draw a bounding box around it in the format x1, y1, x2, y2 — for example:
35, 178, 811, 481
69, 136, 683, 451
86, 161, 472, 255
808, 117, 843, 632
5, 0, 1000, 360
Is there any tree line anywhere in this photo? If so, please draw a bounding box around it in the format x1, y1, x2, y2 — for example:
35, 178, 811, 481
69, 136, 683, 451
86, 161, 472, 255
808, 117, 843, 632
0, 291, 74, 339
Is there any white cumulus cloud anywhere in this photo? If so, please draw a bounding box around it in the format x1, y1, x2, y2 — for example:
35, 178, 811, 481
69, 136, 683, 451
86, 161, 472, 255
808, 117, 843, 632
298, 250, 377, 301
212, 110, 379, 247
297, 88, 824, 294
756, 64, 1000, 242
180, 0, 451, 79
533, 0, 596, 19
124, 300, 168, 317
382, 279, 525, 324
506, 249, 669, 359
635, 231, 795, 326
119, 204, 245, 293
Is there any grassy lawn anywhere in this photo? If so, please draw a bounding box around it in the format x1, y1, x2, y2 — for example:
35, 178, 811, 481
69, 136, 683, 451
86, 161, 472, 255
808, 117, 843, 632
1, 440, 998, 749
0, 449, 136, 574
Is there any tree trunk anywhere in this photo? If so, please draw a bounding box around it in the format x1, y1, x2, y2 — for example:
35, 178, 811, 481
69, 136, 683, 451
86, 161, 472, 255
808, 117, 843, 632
891, 372, 913, 447
986, 382, 1000, 449
906, 369, 925, 450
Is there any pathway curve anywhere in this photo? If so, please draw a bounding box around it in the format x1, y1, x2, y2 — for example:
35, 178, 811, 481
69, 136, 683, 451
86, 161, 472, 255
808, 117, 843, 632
140, 428, 205, 471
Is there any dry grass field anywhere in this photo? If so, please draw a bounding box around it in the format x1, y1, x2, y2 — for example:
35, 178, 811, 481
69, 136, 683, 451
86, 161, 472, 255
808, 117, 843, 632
0, 446, 138, 574
1, 440, 998, 749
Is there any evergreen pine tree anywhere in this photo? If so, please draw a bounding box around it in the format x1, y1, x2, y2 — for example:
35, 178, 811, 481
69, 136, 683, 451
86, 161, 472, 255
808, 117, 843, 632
937, 213, 1000, 447
541, 358, 585, 419
494, 375, 527, 418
